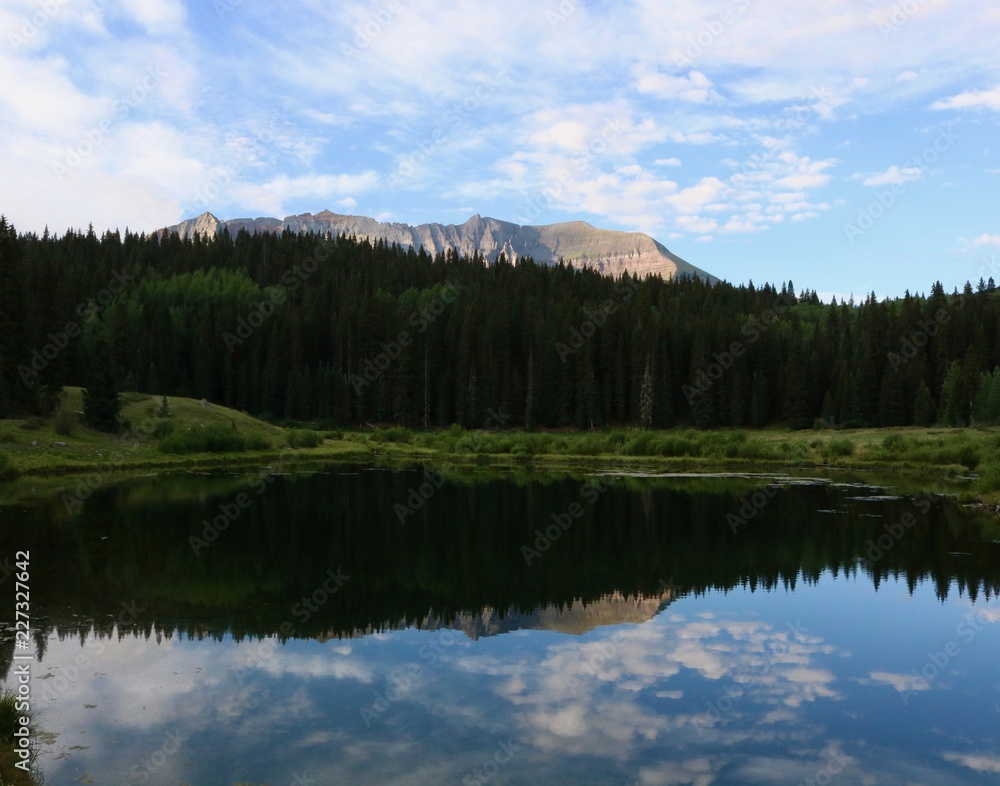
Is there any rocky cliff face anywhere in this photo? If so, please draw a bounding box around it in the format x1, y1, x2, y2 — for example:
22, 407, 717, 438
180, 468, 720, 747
159, 210, 713, 281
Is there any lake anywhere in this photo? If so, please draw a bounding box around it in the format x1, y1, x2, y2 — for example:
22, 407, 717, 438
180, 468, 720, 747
2, 464, 1000, 785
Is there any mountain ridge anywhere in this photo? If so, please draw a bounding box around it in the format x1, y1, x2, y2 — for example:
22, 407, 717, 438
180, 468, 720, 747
158, 211, 714, 281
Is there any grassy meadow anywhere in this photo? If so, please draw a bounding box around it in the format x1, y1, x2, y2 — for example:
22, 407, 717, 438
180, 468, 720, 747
2, 388, 1000, 503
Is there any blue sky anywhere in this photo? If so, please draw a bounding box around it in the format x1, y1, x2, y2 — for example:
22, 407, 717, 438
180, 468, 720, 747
3, 0, 1000, 297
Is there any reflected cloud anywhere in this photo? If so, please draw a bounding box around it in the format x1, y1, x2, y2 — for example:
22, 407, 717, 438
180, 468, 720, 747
943, 752, 1000, 774
869, 670, 931, 694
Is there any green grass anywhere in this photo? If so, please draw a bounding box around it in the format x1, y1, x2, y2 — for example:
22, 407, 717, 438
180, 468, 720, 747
0, 687, 41, 785
6, 392, 1000, 505
0, 388, 348, 480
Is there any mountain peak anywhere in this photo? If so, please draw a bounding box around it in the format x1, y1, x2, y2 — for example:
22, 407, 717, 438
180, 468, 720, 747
158, 211, 714, 281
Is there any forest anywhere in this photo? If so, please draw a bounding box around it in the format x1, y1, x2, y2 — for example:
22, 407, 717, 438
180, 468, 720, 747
2, 214, 1000, 432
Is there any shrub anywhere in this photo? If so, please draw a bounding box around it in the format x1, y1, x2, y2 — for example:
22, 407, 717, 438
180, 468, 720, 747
18, 417, 45, 431
957, 444, 981, 470
0, 452, 17, 480
882, 433, 906, 453
246, 433, 271, 451
151, 419, 175, 438
53, 408, 76, 436
158, 423, 247, 454
378, 426, 412, 444
286, 429, 322, 448
825, 438, 854, 457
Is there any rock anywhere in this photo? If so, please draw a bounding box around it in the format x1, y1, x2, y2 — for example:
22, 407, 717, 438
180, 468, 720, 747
200, 398, 211, 409
158, 211, 716, 282
54, 441, 67, 447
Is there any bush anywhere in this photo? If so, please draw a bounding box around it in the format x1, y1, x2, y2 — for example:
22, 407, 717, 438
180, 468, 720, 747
0, 452, 17, 480
53, 408, 76, 436
151, 419, 175, 438
246, 433, 271, 451
18, 417, 45, 431
377, 426, 412, 444
158, 423, 247, 454
825, 438, 854, 457
957, 444, 981, 470
286, 429, 322, 449
882, 433, 906, 453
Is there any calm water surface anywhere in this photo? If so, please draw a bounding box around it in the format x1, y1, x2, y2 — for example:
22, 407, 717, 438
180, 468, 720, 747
2, 465, 999, 785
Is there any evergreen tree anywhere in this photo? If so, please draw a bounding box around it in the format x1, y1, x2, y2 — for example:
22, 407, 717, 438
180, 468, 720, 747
82, 331, 121, 432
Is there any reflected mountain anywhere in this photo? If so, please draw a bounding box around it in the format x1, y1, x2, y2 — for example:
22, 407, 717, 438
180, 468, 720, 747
323, 589, 678, 642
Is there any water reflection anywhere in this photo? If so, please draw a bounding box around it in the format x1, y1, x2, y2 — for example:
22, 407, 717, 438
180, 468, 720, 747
2, 466, 999, 784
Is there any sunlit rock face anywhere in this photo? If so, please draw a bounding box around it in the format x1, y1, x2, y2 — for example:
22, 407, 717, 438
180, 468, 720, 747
159, 211, 714, 281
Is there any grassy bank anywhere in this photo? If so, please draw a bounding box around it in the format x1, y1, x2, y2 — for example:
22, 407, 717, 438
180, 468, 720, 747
0, 688, 40, 786
3, 390, 1000, 503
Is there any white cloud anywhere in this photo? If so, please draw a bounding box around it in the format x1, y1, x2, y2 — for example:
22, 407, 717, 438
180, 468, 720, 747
116, 0, 187, 33
933, 85, 1000, 111
868, 670, 930, 694
942, 752, 1000, 774
656, 157, 682, 167
635, 68, 722, 104
968, 234, 1000, 248
859, 165, 923, 186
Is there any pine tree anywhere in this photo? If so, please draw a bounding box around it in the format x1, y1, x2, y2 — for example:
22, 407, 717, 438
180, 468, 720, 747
638, 357, 653, 428
82, 331, 121, 432
914, 381, 935, 427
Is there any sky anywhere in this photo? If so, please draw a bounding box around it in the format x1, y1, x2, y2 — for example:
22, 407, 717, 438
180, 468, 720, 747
2, 0, 1000, 298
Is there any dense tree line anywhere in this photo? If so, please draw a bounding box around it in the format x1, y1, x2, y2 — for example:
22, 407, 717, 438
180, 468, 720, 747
2, 214, 1000, 430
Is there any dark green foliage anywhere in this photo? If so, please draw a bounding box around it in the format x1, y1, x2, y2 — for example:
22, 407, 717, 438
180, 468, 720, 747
0, 451, 17, 479
286, 429, 322, 448
53, 407, 76, 436
82, 331, 121, 433
158, 423, 249, 453
4, 220, 1000, 431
